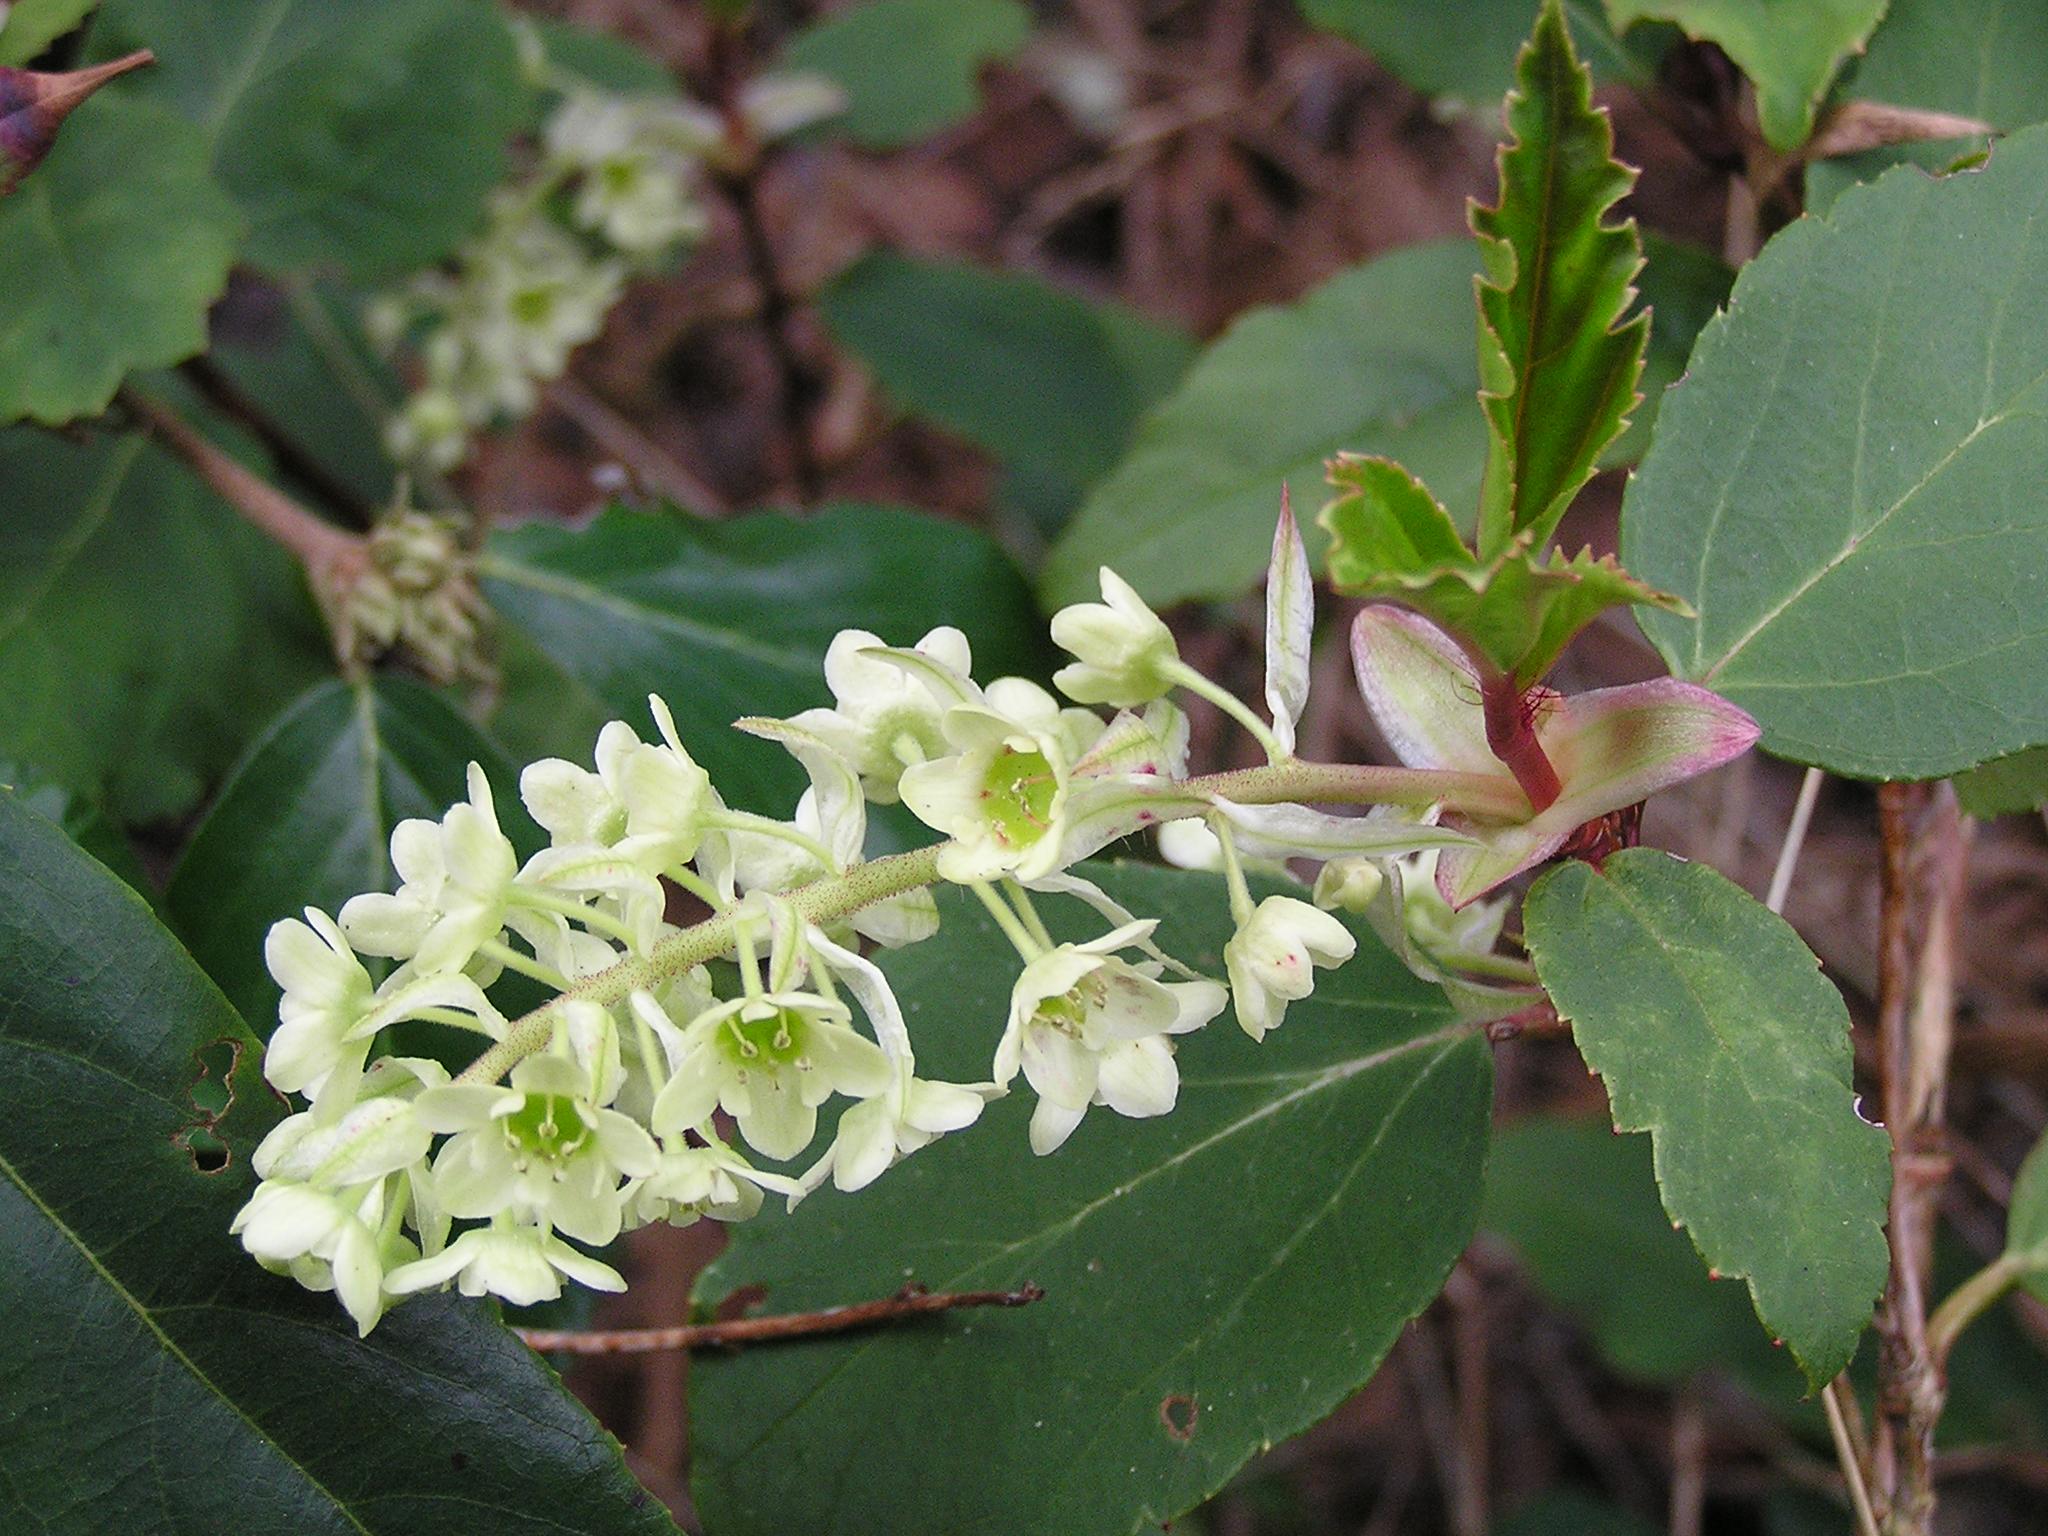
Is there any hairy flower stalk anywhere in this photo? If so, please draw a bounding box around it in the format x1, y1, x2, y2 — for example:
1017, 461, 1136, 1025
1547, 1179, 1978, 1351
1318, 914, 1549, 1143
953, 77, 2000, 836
230, 503, 1758, 1332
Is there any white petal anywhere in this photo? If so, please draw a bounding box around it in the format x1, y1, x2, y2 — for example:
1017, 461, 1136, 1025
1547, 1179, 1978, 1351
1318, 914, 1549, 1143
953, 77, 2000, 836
1095, 1036, 1179, 1119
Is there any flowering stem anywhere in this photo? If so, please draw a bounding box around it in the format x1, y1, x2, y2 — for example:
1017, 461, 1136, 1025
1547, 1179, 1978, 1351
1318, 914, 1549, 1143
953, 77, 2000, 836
511, 886, 642, 949
1211, 817, 1257, 928
479, 938, 572, 992
455, 755, 1523, 1087
1163, 659, 1287, 763
971, 880, 1045, 961
1001, 878, 1057, 952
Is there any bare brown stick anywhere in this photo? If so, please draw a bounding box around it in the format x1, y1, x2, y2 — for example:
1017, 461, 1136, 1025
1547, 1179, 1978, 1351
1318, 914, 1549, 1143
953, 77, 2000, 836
544, 374, 729, 517
515, 1282, 1045, 1355
120, 386, 367, 597
1873, 781, 1949, 1535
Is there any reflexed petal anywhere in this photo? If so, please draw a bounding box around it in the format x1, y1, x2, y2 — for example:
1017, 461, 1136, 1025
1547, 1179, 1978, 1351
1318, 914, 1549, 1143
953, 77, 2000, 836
905, 1077, 991, 1135
1029, 1096, 1088, 1155
1095, 1035, 1179, 1118
337, 892, 434, 960
830, 1097, 899, 1192
1161, 978, 1229, 1035
545, 1236, 628, 1293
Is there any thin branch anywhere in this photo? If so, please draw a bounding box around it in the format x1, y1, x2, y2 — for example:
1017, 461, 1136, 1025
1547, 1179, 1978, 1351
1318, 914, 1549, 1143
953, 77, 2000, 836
120, 385, 366, 595
178, 354, 373, 527
544, 374, 729, 518
515, 1282, 1044, 1355
1764, 766, 1824, 915
1824, 1377, 1885, 1536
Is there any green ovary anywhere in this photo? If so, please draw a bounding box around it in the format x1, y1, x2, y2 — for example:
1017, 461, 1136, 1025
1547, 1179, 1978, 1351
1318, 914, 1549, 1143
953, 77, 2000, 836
503, 1093, 591, 1163
725, 1009, 807, 1068
982, 746, 1057, 850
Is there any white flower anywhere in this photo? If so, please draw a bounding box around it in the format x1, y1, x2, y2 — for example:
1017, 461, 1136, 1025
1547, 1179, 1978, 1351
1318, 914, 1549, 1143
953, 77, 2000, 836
263, 910, 501, 1103
383, 1222, 625, 1307
739, 72, 846, 142
814, 1073, 993, 1192
545, 93, 710, 256
1050, 567, 1179, 708
232, 1178, 401, 1336
339, 764, 520, 975
787, 626, 973, 803
650, 990, 891, 1161
994, 921, 1226, 1154
415, 1046, 657, 1247
899, 677, 1106, 883
626, 1140, 793, 1229
1223, 896, 1357, 1041
521, 696, 715, 866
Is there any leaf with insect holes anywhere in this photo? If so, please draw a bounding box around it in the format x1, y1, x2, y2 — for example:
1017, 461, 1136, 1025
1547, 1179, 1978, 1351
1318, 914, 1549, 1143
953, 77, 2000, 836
0, 788, 680, 1534
1322, 455, 1684, 686
1472, 1, 1648, 560
1523, 850, 1892, 1386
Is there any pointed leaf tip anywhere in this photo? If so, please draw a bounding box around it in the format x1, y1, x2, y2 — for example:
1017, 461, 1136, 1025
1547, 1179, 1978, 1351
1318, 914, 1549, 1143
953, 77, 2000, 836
1264, 487, 1313, 758
1471, 2, 1646, 559
0, 49, 151, 195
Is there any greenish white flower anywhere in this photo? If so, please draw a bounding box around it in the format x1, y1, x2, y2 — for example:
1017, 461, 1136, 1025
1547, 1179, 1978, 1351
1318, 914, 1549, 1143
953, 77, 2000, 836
1050, 567, 1179, 708
1223, 895, 1356, 1041
994, 921, 1226, 1154
520, 696, 717, 869
264, 908, 501, 1105
383, 1221, 626, 1307
415, 1032, 657, 1248
626, 1139, 794, 1229
650, 989, 892, 1161
787, 626, 974, 803
899, 677, 1106, 883
1312, 856, 1386, 914
232, 1177, 406, 1336
545, 93, 710, 255
339, 764, 520, 976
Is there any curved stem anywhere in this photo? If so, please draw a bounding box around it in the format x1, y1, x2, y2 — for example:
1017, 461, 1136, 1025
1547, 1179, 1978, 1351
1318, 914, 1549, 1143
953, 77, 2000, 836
511, 886, 641, 949
971, 880, 1045, 962
479, 938, 571, 993
1925, 1253, 2027, 1371
709, 808, 839, 871
1163, 659, 1286, 763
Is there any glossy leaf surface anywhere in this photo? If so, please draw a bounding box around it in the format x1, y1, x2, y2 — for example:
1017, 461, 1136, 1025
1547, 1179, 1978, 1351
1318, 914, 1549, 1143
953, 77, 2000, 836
692, 864, 1492, 1536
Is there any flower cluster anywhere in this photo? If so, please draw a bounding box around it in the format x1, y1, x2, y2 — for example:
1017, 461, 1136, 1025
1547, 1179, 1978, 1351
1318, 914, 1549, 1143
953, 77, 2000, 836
232, 504, 1757, 1333
371, 32, 842, 472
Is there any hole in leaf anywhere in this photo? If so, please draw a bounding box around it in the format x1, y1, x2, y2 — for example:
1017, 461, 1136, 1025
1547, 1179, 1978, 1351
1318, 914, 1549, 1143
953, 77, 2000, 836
1160, 1393, 1199, 1441
174, 1037, 240, 1175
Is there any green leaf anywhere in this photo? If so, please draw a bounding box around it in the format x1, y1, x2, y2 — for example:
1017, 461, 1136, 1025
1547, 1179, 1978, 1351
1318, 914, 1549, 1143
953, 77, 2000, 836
0, 428, 330, 823
1623, 126, 2048, 780
89, 0, 528, 279
691, 864, 1491, 1536
1042, 239, 1487, 610
166, 676, 526, 1028
1484, 1114, 1804, 1400
1605, 0, 1888, 149
1472, 2, 1647, 559
2007, 1129, 2048, 1301
782, 0, 1029, 150
820, 250, 1196, 536
0, 788, 678, 1534
0, 0, 100, 65
0, 755, 155, 904
520, 16, 678, 101
1293, 0, 1662, 102
1321, 455, 1682, 684
1523, 850, 1891, 1387
207, 277, 404, 511
1956, 746, 2048, 818
482, 502, 1052, 811
1805, 0, 2048, 213
0, 93, 239, 425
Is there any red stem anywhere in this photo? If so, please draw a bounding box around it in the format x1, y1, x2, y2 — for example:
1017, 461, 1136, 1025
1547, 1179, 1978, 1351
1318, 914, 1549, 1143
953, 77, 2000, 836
1478, 673, 1562, 813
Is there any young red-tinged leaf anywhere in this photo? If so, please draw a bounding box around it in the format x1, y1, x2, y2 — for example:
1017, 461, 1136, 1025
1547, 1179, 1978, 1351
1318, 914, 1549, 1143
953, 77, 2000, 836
1472, 2, 1647, 559
1350, 607, 1758, 906
1523, 851, 1892, 1388
1322, 454, 1685, 686
0, 47, 148, 193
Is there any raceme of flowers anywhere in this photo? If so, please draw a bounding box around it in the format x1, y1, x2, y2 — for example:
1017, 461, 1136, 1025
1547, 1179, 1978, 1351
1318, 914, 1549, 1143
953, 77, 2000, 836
372, 30, 844, 473
231, 507, 1759, 1333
